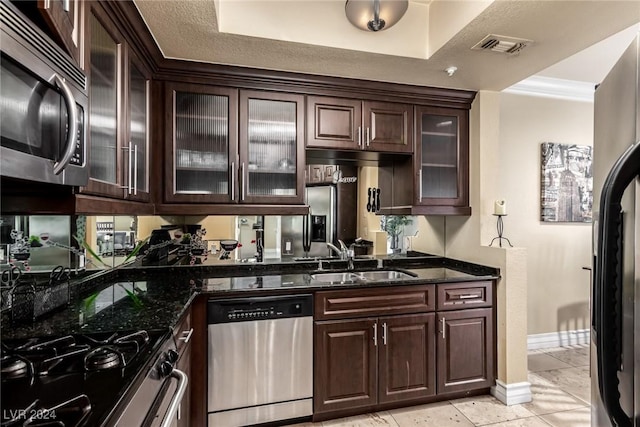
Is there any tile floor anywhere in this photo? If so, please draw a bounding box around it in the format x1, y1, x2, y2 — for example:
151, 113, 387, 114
289, 344, 591, 427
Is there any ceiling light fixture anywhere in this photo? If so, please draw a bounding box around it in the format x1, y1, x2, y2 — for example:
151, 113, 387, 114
445, 66, 458, 77
345, 0, 408, 32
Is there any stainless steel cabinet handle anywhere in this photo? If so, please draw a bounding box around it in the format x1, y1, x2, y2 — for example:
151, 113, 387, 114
366, 127, 370, 147
382, 322, 387, 346
373, 323, 378, 346
160, 369, 188, 427
121, 145, 133, 195
179, 328, 194, 344
241, 162, 246, 201
458, 294, 478, 299
133, 144, 138, 195
441, 318, 446, 339
128, 144, 133, 195
418, 169, 423, 202
52, 75, 78, 175
231, 161, 235, 201
357, 126, 362, 147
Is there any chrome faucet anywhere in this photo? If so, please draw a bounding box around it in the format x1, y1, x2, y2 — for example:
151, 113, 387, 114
326, 242, 343, 258
327, 241, 355, 269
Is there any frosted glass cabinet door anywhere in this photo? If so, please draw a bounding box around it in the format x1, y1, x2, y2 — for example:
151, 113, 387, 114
415, 106, 469, 208
239, 91, 305, 204
165, 83, 238, 203
88, 11, 120, 190
125, 53, 150, 201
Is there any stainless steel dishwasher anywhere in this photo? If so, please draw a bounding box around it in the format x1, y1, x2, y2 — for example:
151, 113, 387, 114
207, 294, 313, 426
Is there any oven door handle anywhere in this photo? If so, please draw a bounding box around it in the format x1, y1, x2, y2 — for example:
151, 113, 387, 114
51, 74, 79, 175
160, 368, 188, 427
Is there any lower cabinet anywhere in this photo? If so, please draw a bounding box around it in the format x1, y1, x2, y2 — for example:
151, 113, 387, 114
314, 282, 494, 419
314, 313, 436, 414
437, 308, 493, 394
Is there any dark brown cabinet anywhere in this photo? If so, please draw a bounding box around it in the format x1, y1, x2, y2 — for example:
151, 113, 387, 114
306, 96, 413, 154
378, 106, 471, 216
378, 313, 436, 404
164, 86, 305, 205
314, 314, 435, 415
314, 318, 378, 413
314, 281, 494, 420
437, 308, 493, 394
414, 106, 470, 214
81, 3, 152, 205
164, 83, 238, 204
314, 286, 436, 417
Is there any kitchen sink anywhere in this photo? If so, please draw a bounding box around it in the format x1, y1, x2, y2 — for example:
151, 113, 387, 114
310, 272, 359, 284
310, 269, 417, 284
355, 270, 417, 281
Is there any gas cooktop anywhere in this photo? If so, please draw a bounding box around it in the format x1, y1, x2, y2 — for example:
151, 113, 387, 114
1, 329, 168, 427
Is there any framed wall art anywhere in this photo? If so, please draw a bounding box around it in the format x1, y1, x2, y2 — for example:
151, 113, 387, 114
540, 142, 593, 222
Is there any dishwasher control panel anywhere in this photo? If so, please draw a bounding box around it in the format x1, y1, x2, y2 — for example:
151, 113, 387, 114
208, 294, 313, 324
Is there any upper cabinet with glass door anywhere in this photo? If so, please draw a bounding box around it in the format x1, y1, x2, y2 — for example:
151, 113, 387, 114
239, 91, 305, 204
82, 4, 152, 206
165, 83, 238, 203
414, 106, 470, 215
124, 50, 151, 201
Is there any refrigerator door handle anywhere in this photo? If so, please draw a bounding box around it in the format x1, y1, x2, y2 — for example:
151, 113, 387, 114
594, 141, 640, 427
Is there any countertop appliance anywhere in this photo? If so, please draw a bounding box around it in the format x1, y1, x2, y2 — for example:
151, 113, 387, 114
0, 328, 185, 426
207, 295, 313, 426
592, 31, 639, 427
0, 0, 88, 186
281, 185, 336, 259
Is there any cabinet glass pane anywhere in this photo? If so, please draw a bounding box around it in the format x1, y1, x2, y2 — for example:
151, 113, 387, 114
420, 114, 458, 199
89, 14, 118, 184
174, 92, 229, 194
129, 63, 147, 193
247, 99, 297, 196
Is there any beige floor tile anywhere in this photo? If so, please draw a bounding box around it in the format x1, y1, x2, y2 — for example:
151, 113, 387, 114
528, 352, 573, 372
451, 395, 536, 426
536, 367, 591, 404
389, 401, 474, 427
322, 411, 399, 427
286, 423, 321, 427
522, 373, 588, 415
539, 407, 591, 427
544, 347, 590, 367
477, 416, 552, 427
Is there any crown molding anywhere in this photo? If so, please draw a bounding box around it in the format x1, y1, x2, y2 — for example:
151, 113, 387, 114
503, 75, 596, 103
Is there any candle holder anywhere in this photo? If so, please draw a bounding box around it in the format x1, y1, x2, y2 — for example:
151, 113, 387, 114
489, 214, 513, 248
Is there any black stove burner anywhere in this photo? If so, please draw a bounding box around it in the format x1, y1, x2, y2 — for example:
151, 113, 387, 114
1, 329, 166, 427
1, 355, 31, 379
83, 347, 125, 371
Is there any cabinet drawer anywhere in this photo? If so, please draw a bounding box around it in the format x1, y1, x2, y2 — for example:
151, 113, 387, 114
437, 282, 492, 311
315, 285, 435, 320
173, 310, 193, 356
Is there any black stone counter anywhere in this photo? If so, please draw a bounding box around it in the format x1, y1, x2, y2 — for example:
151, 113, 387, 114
2, 254, 499, 340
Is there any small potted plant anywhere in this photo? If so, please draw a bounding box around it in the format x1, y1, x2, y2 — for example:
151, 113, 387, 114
29, 235, 43, 247
381, 215, 412, 254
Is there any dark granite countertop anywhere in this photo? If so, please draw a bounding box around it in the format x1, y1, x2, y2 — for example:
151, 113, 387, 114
2, 254, 499, 340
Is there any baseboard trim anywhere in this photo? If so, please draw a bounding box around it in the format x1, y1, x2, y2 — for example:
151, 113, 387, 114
527, 329, 590, 350
491, 380, 532, 405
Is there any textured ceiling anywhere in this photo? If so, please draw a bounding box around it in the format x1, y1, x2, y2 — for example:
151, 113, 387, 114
134, 0, 640, 91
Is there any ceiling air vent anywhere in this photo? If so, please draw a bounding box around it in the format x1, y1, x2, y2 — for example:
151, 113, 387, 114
471, 34, 533, 55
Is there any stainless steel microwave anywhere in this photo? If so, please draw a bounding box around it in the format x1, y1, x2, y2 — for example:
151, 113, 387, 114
0, 0, 88, 186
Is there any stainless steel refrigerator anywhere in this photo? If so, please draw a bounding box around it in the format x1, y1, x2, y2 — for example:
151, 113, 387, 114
281, 185, 336, 259
592, 31, 639, 427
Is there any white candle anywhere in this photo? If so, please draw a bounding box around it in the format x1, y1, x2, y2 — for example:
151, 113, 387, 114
494, 200, 507, 215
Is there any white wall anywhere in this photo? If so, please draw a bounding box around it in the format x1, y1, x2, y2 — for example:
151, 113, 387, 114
498, 93, 594, 335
